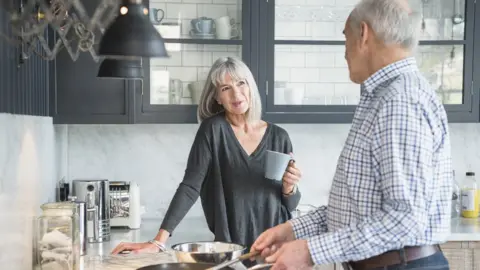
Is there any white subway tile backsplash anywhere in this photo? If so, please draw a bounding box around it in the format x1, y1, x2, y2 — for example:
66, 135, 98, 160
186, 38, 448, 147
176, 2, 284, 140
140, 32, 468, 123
305, 22, 337, 39
275, 22, 306, 38
334, 53, 347, 68
212, 0, 239, 5
149, 2, 167, 11
276, 0, 306, 5
305, 0, 336, 6
340, 0, 361, 6
197, 67, 211, 80
275, 68, 291, 82
182, 44, 199, 51
197, 4, 229, 19
200, 44, 229, 52
181, 19, 194, 37
182, 51, 213, 67
151, 51, 183, 66
319, 68, 351, 83
212, 50, 241, 60
182, 0, 212, 3
291, 68, 320, 83
166, 3, 197, 20
305, 52, 335, 68
275, 52, 306, 67
168, 67, 198, 82
305, 83, 335, 98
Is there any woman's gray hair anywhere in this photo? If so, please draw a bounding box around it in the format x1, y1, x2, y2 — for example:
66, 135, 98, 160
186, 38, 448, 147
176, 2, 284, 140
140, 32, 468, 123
197, 56, 262, 123
349, 0, 421, 51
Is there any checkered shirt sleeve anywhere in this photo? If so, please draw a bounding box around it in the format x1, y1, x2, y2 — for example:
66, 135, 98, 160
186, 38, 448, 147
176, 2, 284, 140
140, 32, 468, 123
297, 96, 445, 264
289, 206, 328, 239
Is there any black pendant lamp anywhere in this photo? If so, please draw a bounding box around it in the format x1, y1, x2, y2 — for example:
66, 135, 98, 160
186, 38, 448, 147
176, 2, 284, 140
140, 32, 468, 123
98, 0, 168, 58
97, 58, 144, 79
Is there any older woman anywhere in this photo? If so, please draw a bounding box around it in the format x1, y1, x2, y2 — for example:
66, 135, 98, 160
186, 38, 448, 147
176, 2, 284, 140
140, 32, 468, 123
111, 56, 302, 255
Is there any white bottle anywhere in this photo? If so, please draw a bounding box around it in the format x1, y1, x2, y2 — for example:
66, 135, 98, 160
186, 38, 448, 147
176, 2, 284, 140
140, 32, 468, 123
461, 172, 479, 218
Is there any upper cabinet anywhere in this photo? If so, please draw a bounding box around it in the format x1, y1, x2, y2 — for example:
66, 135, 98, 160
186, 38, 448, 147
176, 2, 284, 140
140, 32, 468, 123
49, 0, 132, 124
0, 7, 49, 117
47, 0, 480, 124
261, 0, 477, 123
134, 0, 252, 123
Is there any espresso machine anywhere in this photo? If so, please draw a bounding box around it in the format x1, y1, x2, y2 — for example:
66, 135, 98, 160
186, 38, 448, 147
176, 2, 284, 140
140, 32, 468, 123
71, 179, 111, 243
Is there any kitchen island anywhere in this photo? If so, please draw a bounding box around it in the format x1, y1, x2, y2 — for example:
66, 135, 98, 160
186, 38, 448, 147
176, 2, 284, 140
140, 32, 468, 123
80, 217, 480, 270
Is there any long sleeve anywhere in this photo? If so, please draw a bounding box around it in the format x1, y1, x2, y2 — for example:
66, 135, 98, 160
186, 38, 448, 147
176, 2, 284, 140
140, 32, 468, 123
160, 126, 212, 234
305, 98, 438, 265
290, 206, 328, 238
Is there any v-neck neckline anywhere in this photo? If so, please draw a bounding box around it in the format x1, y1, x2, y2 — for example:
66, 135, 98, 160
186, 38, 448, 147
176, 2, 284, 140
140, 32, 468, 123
222, 115, 271, 160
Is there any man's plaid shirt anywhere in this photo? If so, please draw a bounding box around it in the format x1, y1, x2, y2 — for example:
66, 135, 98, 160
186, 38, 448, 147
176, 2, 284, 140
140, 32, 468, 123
290, 57, 453, 264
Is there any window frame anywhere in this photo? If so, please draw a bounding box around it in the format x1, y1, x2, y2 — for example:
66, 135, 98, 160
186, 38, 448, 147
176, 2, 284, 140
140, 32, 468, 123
258, 0, 479, 123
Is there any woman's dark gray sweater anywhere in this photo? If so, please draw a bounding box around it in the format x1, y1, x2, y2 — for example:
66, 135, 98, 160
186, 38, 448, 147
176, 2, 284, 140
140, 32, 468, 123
160, 113, 301, 249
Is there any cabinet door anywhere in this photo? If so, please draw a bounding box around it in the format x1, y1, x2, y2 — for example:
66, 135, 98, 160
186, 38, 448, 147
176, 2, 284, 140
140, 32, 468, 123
49, 2, 131, 124
0, 5, 49, 116
261, 0, 476, 123
134, 0, 252, 123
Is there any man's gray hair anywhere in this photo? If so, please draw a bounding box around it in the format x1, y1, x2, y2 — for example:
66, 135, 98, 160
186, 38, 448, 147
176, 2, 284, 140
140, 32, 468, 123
349, 0, 421, 51
197, 56, 262, 123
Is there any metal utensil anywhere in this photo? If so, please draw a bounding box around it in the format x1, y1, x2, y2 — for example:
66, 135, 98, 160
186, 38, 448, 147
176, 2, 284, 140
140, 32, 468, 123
205, 251, 259, 270
136, 262, 233, 270
136, 262, 272, 270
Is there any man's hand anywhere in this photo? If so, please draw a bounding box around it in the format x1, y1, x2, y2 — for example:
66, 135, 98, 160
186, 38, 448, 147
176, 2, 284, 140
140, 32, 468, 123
266, 239, 314, 270
250, 222, 296, 258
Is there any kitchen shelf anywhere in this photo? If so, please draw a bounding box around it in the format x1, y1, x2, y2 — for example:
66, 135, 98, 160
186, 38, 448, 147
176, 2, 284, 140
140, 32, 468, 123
163, 38, 242, 45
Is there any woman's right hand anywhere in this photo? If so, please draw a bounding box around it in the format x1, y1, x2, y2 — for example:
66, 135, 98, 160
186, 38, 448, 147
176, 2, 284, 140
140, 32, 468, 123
111, 241, 161, 255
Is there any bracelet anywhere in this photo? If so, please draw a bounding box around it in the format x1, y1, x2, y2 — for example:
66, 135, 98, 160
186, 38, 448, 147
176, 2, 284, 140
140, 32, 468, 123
149, 240, 167, 252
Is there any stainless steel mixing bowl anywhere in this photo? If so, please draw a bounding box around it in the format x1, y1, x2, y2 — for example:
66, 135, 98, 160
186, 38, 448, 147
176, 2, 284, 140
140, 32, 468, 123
171, 241, 246, 264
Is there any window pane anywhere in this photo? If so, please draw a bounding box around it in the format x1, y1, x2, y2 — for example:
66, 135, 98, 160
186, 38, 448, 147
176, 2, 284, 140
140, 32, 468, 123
273, 44, 464, 106
149, 0, 242, 40
275, 0, 354, 41
416, 45, 464, 105
150, 44, 242, 105
274, 45, 360, 105
409, 0, 465, 40
275, 0, 465, 41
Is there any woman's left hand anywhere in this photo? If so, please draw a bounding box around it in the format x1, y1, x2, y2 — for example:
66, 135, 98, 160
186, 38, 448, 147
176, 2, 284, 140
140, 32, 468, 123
282, 153, 301, 194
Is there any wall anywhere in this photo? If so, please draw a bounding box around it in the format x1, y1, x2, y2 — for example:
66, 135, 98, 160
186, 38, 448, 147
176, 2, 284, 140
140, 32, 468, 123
55, 123, 480, 222
0, 114, 56, 270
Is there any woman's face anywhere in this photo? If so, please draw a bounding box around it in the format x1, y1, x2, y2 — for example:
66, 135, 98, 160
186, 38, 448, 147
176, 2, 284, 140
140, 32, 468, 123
216, 73, 250, 115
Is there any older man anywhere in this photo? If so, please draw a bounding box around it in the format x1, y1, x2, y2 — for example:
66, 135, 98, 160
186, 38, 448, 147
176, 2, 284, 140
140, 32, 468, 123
251, 0, 453, 270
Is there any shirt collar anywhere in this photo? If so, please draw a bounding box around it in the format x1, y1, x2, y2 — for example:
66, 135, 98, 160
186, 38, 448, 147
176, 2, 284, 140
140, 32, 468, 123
361, 57, 419, 93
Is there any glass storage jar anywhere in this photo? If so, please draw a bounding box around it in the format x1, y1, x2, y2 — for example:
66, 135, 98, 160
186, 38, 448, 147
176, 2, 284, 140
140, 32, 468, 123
36, 202, 80, 270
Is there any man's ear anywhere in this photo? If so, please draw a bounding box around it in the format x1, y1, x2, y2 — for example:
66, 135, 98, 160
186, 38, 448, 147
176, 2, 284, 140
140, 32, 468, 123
360, 21, 369, 45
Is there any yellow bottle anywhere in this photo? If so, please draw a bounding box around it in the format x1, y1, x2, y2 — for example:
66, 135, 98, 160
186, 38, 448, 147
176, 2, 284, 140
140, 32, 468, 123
461, 172, 479, 218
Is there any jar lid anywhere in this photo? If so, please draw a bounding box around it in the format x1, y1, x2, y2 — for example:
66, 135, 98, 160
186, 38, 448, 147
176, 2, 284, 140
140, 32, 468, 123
40, 202, 77, 216
466, 172, 475, 176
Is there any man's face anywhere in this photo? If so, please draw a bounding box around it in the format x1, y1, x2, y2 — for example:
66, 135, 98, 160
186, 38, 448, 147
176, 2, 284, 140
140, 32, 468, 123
343, 17, 369, 84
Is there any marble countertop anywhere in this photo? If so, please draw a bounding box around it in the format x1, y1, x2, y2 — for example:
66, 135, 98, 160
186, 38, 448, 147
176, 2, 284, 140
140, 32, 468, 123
449, 217, 480, 241
80, 217, 215, 270
77, 216, 480, 269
